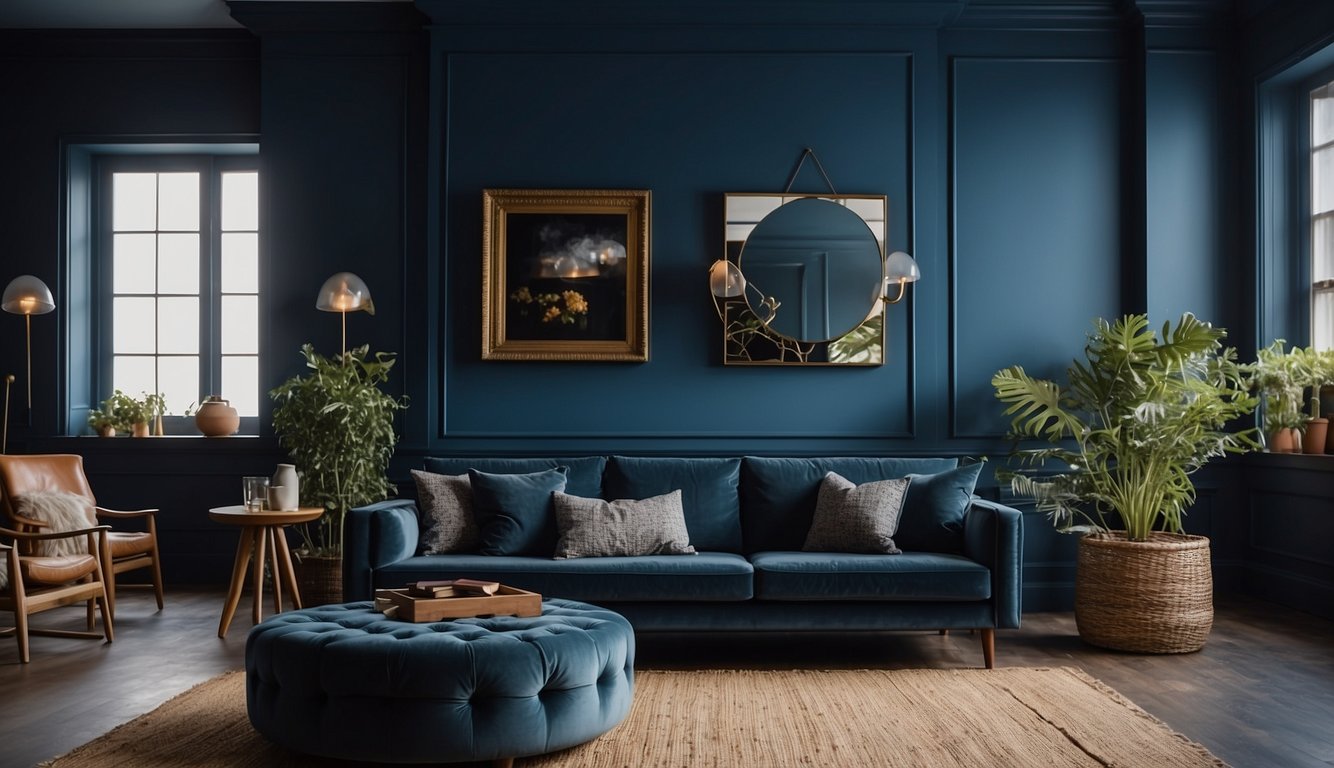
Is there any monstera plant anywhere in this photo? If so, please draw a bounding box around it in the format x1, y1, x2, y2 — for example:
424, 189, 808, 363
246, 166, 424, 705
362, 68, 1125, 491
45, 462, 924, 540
991, 313, 1259, 654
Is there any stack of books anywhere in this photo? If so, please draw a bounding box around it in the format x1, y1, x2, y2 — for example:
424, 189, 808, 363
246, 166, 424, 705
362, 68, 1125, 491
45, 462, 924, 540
405, 579, 500, 598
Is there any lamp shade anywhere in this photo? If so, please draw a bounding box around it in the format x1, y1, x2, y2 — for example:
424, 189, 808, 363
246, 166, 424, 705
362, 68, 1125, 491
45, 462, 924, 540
2, 275, 55, 316
708, 260, 746, 298
315, 272, 375, 316
884, 251, 921, 284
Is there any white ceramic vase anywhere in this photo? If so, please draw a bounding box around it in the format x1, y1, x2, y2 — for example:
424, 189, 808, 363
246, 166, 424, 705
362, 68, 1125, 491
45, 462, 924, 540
270, 464, 300, 511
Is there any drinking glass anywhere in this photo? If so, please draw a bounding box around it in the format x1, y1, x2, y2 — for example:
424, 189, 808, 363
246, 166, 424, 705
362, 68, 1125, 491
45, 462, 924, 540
242, 476, 270, 511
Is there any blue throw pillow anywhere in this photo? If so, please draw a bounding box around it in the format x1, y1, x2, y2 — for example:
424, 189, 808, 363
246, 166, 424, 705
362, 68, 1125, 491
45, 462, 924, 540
892, 463, 984, 554
468, 467, 569, 556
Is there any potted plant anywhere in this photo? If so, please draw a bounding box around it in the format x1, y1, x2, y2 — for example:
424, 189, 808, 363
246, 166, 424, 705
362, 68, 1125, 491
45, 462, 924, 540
1292, 345, 1334, 454
87, 389, 141, 437
992, 313, 1259, 653
1251, 340, 1306, 453
270, 343, 407, 604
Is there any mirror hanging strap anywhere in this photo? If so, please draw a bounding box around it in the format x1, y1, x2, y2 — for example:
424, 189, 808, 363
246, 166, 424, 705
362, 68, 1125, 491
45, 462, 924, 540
783, 147, 838, 195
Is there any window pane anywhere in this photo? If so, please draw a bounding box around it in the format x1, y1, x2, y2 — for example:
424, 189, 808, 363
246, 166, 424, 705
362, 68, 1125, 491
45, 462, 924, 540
113, 297, 156, 354
221, 171, 259, 231
1315, 147, 1334, 216
113, 356, 156, 399
157, 297, 199, 354
1316, 216, 1334, 283
113, 173, 156, 231
157, 356, 199, 415
113, 233, 156, 294
158, 233, 200, 294
221, 233, 259, 293
1315, 83, 1334, 147
221, 295, 258, 354
157, 172, 200, 231
222, 356, 259, 417
1316, 291, 1334, 352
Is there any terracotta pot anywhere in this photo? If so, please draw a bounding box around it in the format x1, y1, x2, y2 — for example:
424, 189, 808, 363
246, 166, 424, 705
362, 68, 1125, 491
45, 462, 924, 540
96, 424, 116, 438
1075, 531, 1213, 654
1269, 428, 1300, 453
1304, 419, 1329, 454
195, 396, 240, 437
131, 421, 150, 438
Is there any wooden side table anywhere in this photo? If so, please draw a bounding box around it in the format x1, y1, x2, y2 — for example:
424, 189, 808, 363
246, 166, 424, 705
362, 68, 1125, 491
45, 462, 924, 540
209, 505, 324, 638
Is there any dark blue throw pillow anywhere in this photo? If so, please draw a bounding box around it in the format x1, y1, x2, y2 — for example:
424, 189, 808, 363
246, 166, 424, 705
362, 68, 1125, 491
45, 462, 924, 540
893, 463, 984, 554
468, 467, 569, 556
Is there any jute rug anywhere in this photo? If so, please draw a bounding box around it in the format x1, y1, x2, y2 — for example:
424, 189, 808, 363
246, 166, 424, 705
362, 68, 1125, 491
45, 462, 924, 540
43, 667, 1227, 767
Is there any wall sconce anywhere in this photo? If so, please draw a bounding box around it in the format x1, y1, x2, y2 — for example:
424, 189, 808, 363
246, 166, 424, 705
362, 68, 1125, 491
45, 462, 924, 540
315, 271, 374, 357
881, 251, 922, 305
2, 274, 56, 412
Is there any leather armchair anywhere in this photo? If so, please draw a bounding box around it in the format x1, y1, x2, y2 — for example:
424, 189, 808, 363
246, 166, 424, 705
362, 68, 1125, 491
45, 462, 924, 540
0, 454, 163, 619
0, 523, 113, 662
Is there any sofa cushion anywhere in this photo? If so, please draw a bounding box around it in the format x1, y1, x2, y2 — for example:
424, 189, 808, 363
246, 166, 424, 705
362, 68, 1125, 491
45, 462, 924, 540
553, 490, 696, 558
750, 551, 992, 601
423, 456, 606, 498
376, 552, 754, 602
802, 473, 910, 554
894, 463, 985, 554
740, 457, 958, 552
409, 470, 478, 555
604, 456, 743, 552
468, 467, 568, 556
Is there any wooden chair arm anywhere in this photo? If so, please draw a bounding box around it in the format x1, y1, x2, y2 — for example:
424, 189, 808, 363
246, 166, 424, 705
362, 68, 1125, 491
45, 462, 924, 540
94, 507, 159, 519
7, 512, 48, 531
0, 524, 112, 541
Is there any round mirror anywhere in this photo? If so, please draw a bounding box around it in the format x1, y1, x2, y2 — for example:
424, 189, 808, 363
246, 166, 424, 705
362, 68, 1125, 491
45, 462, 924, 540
738, 197, 883, 343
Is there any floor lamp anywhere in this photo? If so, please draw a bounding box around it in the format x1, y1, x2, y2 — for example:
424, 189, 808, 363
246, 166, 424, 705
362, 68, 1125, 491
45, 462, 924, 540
2, 274, 56, 415
315, 272, 374, 357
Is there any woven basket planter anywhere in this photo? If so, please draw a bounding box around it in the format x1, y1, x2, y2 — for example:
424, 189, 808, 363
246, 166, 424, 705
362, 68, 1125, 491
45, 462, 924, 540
294, 554, 343, 607
1074, 531, 1213, 654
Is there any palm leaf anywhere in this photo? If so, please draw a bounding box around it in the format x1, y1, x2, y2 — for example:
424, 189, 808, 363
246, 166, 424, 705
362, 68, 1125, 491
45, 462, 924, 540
991, 366, 1083, 441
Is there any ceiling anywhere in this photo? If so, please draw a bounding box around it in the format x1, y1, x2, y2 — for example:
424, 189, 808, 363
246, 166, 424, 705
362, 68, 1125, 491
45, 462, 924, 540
0, 0, 410, 30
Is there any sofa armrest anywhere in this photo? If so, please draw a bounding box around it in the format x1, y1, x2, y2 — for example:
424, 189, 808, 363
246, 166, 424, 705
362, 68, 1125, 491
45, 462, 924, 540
963, 498, 1024, 629
343, 499, 420, 601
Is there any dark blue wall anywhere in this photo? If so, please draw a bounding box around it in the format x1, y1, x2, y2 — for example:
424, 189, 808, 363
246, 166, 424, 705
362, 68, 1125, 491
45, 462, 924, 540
4, 1, 1331, 617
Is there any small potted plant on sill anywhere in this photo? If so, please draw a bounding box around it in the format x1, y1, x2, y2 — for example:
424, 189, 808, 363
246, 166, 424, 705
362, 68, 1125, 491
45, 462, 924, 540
1250, 340, 1306, 453
88, 389, 140, 437
270, 344, 407, 605
1292, 345, 1334, 454
992, 313, 1260, 654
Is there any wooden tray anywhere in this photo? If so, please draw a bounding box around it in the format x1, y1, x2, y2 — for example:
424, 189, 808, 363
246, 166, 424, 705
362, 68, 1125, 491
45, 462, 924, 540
373, 585, 542, 622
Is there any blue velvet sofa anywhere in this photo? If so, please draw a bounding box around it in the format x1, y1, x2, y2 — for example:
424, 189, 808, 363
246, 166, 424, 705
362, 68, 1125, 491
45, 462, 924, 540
345, 456, 1023, 667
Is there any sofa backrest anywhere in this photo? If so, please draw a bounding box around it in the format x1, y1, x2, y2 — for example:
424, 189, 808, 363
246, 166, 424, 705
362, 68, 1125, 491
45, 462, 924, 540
603, 456, 743, 552
739, 456, 959, 552
421, 456, 607, 498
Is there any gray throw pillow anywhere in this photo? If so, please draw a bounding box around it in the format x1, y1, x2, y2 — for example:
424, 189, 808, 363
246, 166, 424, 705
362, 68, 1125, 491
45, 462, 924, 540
410, 469, 479, 554
553, 490, 697, 559
802, 472, 911, 554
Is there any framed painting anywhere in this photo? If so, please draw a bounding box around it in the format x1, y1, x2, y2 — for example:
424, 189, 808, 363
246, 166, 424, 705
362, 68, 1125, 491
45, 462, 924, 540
482, 189, 650, 362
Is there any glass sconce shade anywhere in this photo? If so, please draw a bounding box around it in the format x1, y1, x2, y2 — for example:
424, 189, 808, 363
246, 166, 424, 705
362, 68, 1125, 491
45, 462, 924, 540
884, 251, 921, 284
2, 275, 55, 316
708, 260, 746, 298
315, 272, 375, 315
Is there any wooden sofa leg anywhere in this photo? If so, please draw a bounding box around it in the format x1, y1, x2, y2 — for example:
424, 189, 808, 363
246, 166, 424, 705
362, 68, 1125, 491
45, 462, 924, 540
980, 628, 995, 669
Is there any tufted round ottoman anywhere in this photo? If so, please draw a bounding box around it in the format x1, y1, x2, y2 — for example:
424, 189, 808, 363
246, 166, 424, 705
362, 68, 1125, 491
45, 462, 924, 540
245, 599, 634, 766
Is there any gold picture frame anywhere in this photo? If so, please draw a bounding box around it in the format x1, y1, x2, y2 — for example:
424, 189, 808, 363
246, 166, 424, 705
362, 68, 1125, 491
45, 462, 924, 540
482, 188, 650, 362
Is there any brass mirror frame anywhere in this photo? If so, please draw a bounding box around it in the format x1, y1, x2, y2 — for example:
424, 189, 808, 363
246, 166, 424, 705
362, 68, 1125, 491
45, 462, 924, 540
715, 192, 887, 366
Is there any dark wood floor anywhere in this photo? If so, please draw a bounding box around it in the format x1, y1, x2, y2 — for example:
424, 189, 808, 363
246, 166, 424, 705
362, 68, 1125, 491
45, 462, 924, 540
2, 588, 1332, 768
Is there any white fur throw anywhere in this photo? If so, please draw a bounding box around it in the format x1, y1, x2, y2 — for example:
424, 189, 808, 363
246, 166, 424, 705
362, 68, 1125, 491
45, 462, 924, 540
0, 490, 97, 590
